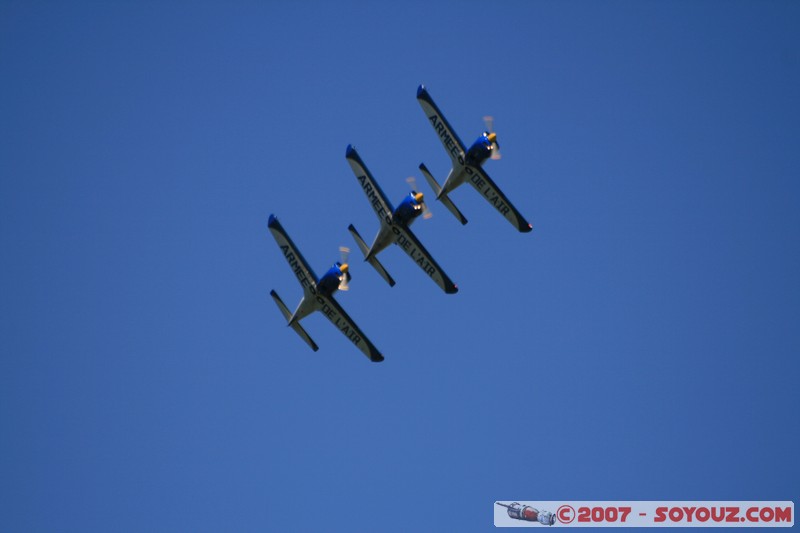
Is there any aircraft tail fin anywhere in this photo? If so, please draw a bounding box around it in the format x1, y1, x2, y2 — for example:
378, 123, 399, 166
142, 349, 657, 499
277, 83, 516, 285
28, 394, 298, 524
419, 163, 468, 225
348, 224, 396, 287
270, 290, 319, 352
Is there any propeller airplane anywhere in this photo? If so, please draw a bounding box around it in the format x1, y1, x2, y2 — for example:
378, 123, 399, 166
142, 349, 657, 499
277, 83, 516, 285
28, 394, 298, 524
416, 84, 533, 233
345, 145, 459, 295
267, 214, 384, 362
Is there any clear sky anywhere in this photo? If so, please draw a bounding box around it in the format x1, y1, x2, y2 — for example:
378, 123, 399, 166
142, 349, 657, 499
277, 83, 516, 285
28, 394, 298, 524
1, 1, 798, 531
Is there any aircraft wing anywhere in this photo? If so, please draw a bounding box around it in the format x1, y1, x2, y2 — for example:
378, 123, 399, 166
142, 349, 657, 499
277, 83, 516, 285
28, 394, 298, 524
466, 166, 533, 233
346, 145, 394, 224
267, 214, 319, 289
318, 294, 385, 362
391, 224, 458, 294
416, 84, 467, 168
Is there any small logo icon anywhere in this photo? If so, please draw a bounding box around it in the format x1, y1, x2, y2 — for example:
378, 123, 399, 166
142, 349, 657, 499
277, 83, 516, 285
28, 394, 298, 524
557, 504, 576, 524
496, 502, 556, 525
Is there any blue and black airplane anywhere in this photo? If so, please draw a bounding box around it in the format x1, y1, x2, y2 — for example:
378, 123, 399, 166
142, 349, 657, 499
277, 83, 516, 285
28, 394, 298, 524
267, 214, 384, 362
417, 84, 533, 233
345, 145, 458, 295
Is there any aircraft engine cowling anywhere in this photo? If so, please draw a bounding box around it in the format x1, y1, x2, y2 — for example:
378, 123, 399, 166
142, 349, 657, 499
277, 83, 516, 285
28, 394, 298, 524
317, 264, 347, 296
392, 196, 424, 226
465, 134, 495, 166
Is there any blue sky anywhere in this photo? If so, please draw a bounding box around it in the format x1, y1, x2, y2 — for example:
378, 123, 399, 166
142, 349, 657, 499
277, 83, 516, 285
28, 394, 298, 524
1, 1, 798, 531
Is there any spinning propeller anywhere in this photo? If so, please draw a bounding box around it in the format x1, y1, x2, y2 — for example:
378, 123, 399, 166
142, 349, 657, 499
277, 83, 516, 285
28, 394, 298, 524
406, 176, 433, 219
483, 115, 502, 160
338, 246, 350, 291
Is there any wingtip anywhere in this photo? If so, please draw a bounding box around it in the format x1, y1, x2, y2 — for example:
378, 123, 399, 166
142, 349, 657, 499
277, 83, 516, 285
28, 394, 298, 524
268, 214, 279, 228
371, 353, 385, 363
521, 222, 533, 233
345, 144, 362, 164
417, 85, 433, 105
446, 284, 459, 294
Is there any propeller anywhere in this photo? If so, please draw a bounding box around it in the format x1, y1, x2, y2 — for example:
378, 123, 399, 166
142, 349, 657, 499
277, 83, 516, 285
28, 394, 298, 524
338, 246, 350, 291
406, 176, 433, 219
483, 115, 502, 160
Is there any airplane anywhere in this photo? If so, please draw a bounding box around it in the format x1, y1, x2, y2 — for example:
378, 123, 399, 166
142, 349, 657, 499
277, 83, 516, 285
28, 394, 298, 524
416, 84, 533, 233
345, 145, 459, 295
267, 214, 384, 362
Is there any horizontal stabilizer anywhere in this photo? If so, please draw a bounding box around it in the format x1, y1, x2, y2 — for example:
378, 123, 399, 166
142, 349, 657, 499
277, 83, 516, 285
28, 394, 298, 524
270, 289, 319, 352
418, 163, 468, 226
348, 224, 396, 287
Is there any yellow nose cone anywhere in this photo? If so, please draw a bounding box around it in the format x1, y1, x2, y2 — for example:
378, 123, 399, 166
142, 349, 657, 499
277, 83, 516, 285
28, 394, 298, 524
415, 192, 424, 203
340, 263, 349, 274
488, 132, 497, 143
